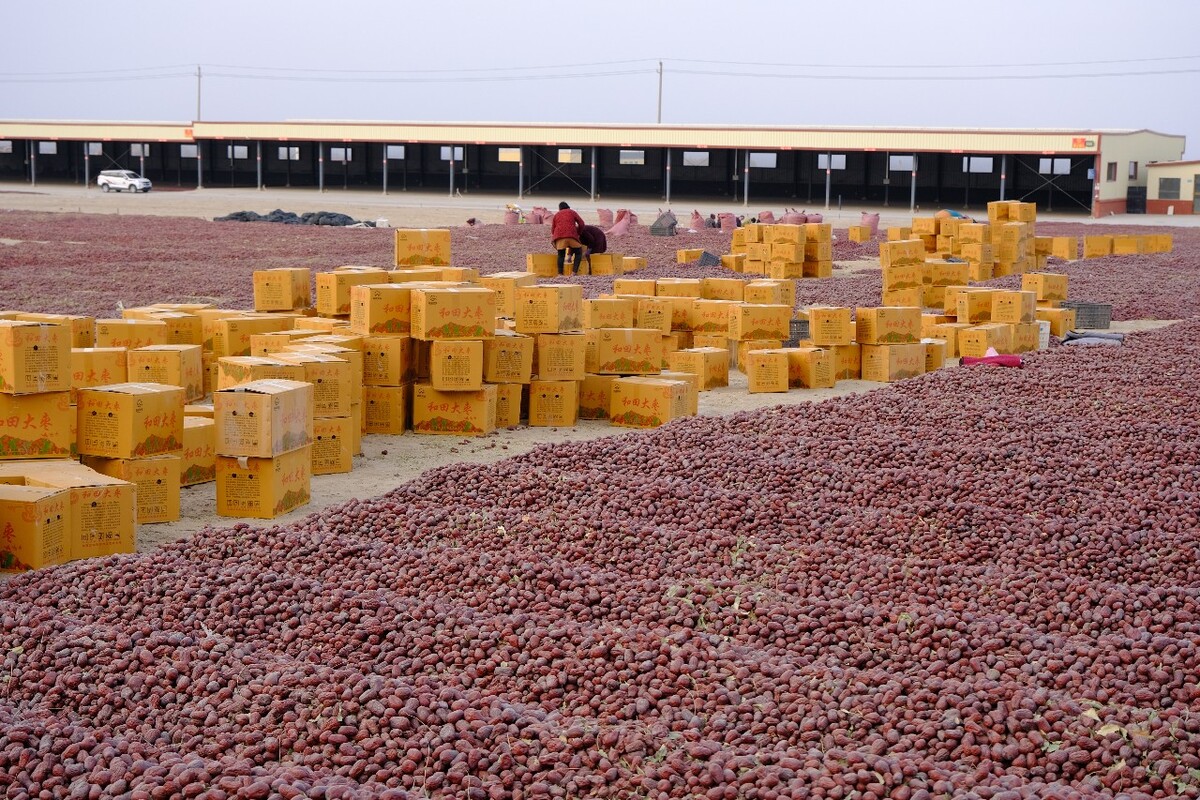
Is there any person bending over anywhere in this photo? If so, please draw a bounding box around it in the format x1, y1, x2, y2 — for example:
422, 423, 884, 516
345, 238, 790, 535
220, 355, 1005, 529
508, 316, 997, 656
578, 224, 607, 273
550, 201, 586, 275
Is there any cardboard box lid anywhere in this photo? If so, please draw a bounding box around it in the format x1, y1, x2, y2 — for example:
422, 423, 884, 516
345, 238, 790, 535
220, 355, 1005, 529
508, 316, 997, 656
184, 416, 215, 430
215, 378, 312, 396
82, 382, 185, 397
0, 482, 69, 502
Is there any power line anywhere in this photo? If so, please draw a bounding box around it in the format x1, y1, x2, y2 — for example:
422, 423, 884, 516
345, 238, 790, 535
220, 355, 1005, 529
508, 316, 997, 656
0, 72, 194, 84
670, 67, 1200, 81
203, 58, 657, 75
671, 54, 1200, 70
204, 69, 654, 84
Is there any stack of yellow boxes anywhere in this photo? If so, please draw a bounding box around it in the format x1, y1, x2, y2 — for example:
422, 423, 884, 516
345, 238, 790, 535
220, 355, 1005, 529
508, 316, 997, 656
855, 307, 925, 382
1027, 273, 1077, 338
352, 281, 416, 437
78, 382, 186, 525
213, 379, 314, 519
515, 284, 584, 428
794, 306, 856, 382
411, 285, 499, 435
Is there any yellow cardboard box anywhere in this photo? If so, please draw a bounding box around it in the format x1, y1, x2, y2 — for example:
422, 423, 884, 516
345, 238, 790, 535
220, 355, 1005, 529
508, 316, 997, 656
586, 253, 623, 276
880, 240, 924, 267
583, 298, 637, 330
806, 306, 853, 346
622, 256, 647, 273
593, 329, 663, 375
411, 383, 497, 435
387, 267, 445, 284
609, 377, 689, 428
362, 384, 408, 435
815, 342, 861, 380
855, 307, 920, 345
691, 299, 737, 336
360, 336, 414, 386
536, 333, 588, 381
493, 383, 523, 428
181, 416, 215, 486
655, 278, 703, 299
1021, 273, 1068, 302
212, 316, 293, 358
1112, 235, 1146, 256
921, 313, 955, 339
127, 345, 204, 403
1036, 308, 1077, 338
676, 248, 704, 263
0, 482, 69, 573
249, 329, 326, 357
887, 226, 913, 241
662, 296, 697, 331
70, 347, 128, 405
578, 374, 616, 420
735, 339, 781, 371
744, 280, 796, 307
316, 268, 389, 317
216, 356, 306, 390
960, 324, 1014, 358
991, 291, 1037, 324
15, 313, 94, 349
804, 241, 832, 262
956, 290, 997, 324
429, 340, 484, 391
272, 352, 353, 417
924, 260, 970, 287
634, 297, 673, 335
771, 242, 804, 262
729, 304, 791, 341
479, 271, 538, 317
394, 228, 452, 266
860, 343, 925, 382
77, 383, 184, 459
526, 253, 559, 278
700, 278, 745, 302
482, 330, 534, 384
911, 217, 939, 235
514, 285, 584, 335
253, 268, 311, 312
720, 254, 746, 272
771, 347, 835, 389
922, 338, 947, 372
1009, 322, 1040, 353
881, 263, 922, 291
216, 445, 312, 519
82, 454, 181, 524
771, 224, 804, 243
613, 278, 657, 296
801, 260, 833, 279
311, 416, 354, 476
94, 319, 168, 351
3, 462, 135, 561
411, 287, 497, 341
213, 379, 313, 458
349, 283, 413, 336
744, 350, 790, 393
1050, 237, 1078, 260
667, 347, 730, 390
659, 370, 699, 416
528, 380, 579, 427
848, 225, 873, 242
928, 322, 973, 358
0, 321, 71, 394
882, 288, 924, 308
805, 223, 833, 242
1083, 236, 1113, 259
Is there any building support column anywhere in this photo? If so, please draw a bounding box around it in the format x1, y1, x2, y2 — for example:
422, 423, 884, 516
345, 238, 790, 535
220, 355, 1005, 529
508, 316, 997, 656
743, 149, 750, 206
256, 141, 263, 190
1000, 154, 1007, 201
664, 148, 671, 204
824, 152, 832, 210
83, 143, 90, 189
590, 146, 597, 201
910, 154, 918, 213
318, 143, 325, 192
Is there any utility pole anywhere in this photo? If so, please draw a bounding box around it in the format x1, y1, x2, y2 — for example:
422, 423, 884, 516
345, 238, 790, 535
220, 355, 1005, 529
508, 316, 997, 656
656, 61, 663, 124
196, 65, 202, 120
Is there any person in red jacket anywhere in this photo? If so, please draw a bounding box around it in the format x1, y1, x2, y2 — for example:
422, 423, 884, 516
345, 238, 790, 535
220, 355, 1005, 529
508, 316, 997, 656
550, 201, 586, 275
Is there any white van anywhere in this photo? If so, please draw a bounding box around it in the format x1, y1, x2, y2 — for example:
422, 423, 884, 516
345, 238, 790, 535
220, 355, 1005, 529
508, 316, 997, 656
97, 170, 152, 193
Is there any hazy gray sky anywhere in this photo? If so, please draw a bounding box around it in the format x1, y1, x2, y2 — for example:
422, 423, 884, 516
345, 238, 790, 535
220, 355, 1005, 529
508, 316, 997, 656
5, 0, 1198, 157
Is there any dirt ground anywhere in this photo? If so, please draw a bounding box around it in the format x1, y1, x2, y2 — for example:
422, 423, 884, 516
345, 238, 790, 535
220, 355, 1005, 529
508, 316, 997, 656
0, 182, 1185, 555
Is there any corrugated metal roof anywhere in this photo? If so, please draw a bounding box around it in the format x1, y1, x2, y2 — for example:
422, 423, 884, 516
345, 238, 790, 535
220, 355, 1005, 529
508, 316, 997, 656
0, 119, 1185, 155
1147, 159, 1200, 168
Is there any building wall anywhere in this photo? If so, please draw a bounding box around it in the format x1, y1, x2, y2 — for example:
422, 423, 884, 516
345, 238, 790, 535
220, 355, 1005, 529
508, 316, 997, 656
1146, 162, 1200, 215
1094, 131, 1187, 209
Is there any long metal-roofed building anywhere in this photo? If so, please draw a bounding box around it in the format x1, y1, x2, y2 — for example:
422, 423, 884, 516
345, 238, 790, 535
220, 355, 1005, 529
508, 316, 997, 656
0, 119, 1185, 216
